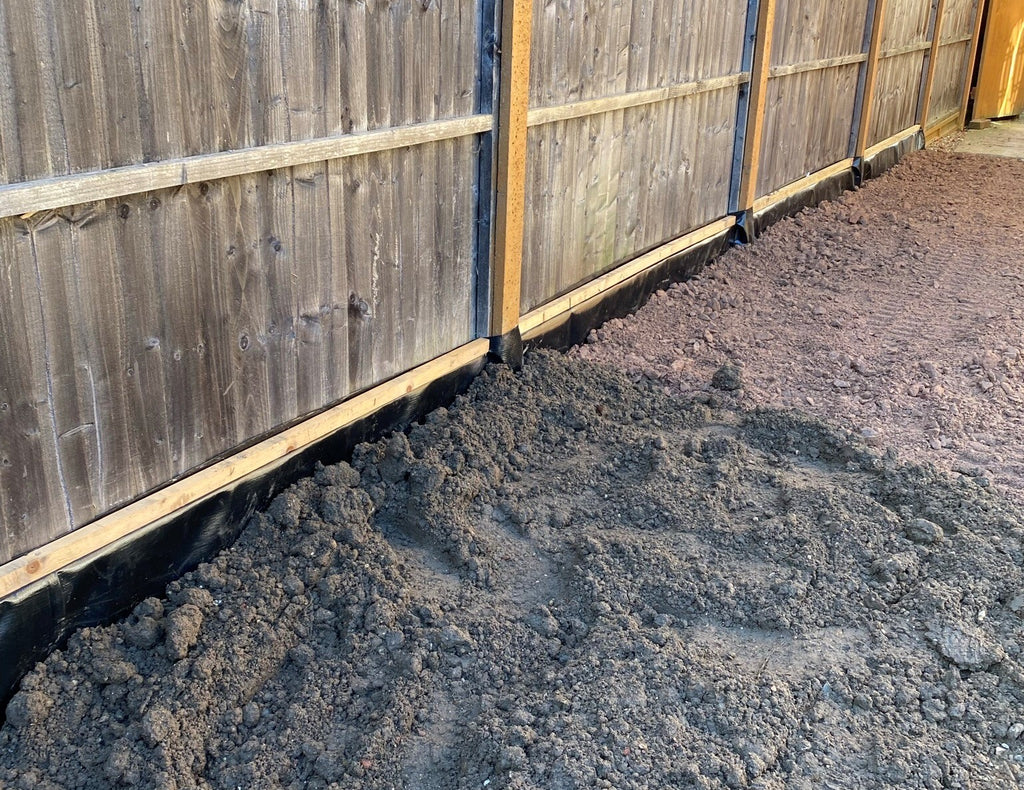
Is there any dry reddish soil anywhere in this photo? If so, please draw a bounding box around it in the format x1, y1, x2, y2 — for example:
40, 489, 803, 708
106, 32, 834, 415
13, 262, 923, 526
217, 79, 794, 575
580, 151, 1024, 500
3, 150, 1024, 790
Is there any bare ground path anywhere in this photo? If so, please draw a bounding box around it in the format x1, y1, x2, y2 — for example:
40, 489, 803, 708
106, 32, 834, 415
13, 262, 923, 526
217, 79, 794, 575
580, 150, 1024, 503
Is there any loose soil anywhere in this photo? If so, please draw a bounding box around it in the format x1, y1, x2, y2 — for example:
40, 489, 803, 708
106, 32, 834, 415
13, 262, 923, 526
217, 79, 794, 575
3, 151, 1024, 790
581, 151, 1024, 500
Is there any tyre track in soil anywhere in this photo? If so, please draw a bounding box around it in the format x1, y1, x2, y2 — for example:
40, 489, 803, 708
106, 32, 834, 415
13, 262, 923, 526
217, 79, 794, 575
580, 150, 1024, 502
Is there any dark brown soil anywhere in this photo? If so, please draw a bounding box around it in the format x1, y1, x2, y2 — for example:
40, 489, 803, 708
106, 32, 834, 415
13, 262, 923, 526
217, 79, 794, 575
3, 151, 1024, 790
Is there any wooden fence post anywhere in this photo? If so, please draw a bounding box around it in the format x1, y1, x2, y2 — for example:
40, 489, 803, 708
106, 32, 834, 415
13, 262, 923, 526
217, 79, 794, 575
736, 0, 778, 226
854, 0, 890, 163
489, 0, 533, 354
919, 0, 949, 130
960, 0, 988, 125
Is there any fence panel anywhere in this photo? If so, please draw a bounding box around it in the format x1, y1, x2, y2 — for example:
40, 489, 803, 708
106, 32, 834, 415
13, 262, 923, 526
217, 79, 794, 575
0, 1, 488, 561
926, 0, 981, 124
756, 0, 871, 197
519, 0, 749, 313
868, 0, 935, 144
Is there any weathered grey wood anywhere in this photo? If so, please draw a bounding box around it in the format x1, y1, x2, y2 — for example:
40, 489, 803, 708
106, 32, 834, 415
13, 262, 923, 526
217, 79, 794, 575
526, 74, 751, 128
0, 338, 492, 601
521, 86, 741, 312
868, 0, 935, 145
927, 39, 975, 123
29, 208, 112, 525
769, 53, 868, 78
880, 40, 934, 59
925, 0, 980, 124
521, 0, 747, 312
756, 0, 871, 197
0, 115, 493, 220
0, 218, 71, 559
0, 0, 482, 183
0, 150, 477, 543
1, 2, 68, 181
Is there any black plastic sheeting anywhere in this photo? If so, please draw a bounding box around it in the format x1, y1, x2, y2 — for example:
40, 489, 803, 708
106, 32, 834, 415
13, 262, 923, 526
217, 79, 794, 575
752, 169, 855, 238
858, 130, 925, 183
0, 129, 924, 717
524, 231, 735, 352
489, 327, 525, 370
0, 353, 488, 713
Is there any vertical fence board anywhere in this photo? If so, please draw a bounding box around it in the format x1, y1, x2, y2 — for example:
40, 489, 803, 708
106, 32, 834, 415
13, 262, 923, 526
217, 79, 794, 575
0, 220, 71, 559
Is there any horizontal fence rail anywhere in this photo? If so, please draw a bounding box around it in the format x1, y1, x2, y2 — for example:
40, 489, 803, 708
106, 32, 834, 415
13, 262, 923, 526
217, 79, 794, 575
0, 0, 986, 587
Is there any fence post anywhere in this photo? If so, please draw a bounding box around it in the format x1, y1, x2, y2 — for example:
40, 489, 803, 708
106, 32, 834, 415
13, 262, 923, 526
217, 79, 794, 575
959, 0, 988, 126
489, 0, 533, 364
736, 0, 777, 237
919, 0, 949, 130
853, 0, 889, 171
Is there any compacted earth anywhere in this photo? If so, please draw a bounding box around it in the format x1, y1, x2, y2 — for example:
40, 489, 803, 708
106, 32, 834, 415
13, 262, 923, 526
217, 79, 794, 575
3, 150, 1024, 790
581, 150, 1024, 500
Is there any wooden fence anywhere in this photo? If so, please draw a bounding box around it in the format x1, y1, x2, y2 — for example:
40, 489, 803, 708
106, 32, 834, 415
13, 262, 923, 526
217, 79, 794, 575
0, 0, 985, 585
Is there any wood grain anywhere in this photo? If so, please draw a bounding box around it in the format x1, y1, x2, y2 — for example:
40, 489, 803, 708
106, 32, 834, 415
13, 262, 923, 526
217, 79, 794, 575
0, 0, 482, 183
0, 146, 478, 552
753, 158, 855, 213
920, 0, 951, 126
738, 0, 778, 211
856, 0, 892, 159
925, 0, 981, 125
0, 0, 986, 575
0, 338, 490, 601
867, 0, 935, 145
755, 0, 871, 197
491, 0, 533, 336
0, 217, 70, 560
521, 0, 747, 312
526, 73, 751, 128
0, 115, 493, 219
